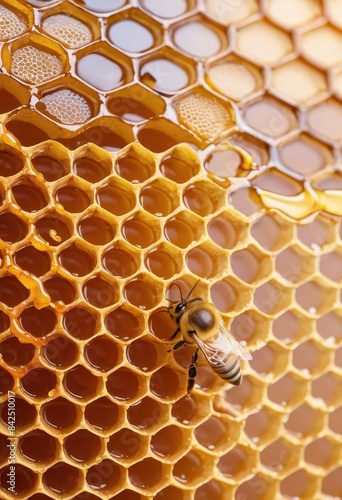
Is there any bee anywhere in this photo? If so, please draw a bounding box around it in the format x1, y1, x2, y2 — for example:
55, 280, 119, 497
167, 281, 252, 397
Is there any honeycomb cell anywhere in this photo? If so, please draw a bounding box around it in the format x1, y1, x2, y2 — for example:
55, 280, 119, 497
207, 211, 247, 250
296, 279, 336, 315
63, 365, 101, 401
276, 244, 315, 283
0, 149, 24, 177
254, 280, 291, 315
317, 310, 342, 343
249, 342, 289, 379
230, 187, 263, 217
211, 277, 251, 314
0, 312, 10, 333
73, 154, 111, 183
150, 366, 185, 400
108, 427, 148, 463
41, 397, 77, 431
73, 0, 126, 13
186, 243, 225, 279
244, 407, 282, 445
271, 59, 327, 104
1, 397, 36, 430
127, 397, 169, 431
63, 306, 99, 341
43, 276, 76, 305
293, 339, 332, 376
242, 96, 298, 139
231, 246, 270, 284
12, 180, 48, 212
122, 212, 160, 248
206, 56, 263, 102
21, 367, 57, 398
160, 146, 200, 183
42, 11, 93, 49
43, 462, 81, 496
128, 457, 164, 490
280, 469, 318, 499
126, 337, 164, 373
236, 20, 293, 65
59, 243, 96, 277
140, 179, 178, 216
231, 310, 270, 346
174, 451, 215, 487
251, 213, 292, 252
107, 368, 141, 402
145, 243, 183, 279
311, 372, 341, 406
140, 48, 196, 94
151, 424, 190, 460
329, 405, 342, 435
224, 375, 264, 412
19, 430, 57, 464
297, 214, 336, 249
105, 306, 144, 341
172, 17, 225, 59
204, 0, 258, 24
42, 335, 78, 368
194, 416, 235, 452
85, 335, 119, 372
307, 99, 342, 144
0, 336, 35, 366
124, 276, 161, 309
36, 213, 72, 246
217, 444, 257, 480
82, 275, 118, 308
171, 394, 210, 427
0, 276, 29, 307
164, 211, 204, 249
260, 437, 300, 474
32, 153, 69, 181
14, 245, 51, 277
301, 24, 342, 69
0, 212, 28, 243
137, 117, 199, 153
84, 397, 120, 432
64, 429, 102, 464
320, 249, 342, 282
55, 183, 91, 213
97, 183, 136, 218
19, 306, 57, 338
322, 467, 342, 498
0, 367, 14, 395
268, 373, 308, 408
285, 402, 325, 438
183, 180, 225, 217
235, 474, 276, 500
0, 464, 37, 496
0, 4, 30, 41
269, 0, 321, 28
38, 88, 93, 125
304, 436, 340, 468
155, 485, 186, 500
139, 0, 193, 19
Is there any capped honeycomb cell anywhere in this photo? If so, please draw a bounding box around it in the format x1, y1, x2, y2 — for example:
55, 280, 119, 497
266, 0, 322, 28
300, 24, 342, 68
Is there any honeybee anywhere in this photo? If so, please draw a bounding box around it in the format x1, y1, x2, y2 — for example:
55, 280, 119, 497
167, 281, 252, 397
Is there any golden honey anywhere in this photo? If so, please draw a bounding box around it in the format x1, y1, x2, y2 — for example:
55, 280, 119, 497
0, 1, 341, 499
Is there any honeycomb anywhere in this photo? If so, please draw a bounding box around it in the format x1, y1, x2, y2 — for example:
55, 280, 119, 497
0, 1, 342, 499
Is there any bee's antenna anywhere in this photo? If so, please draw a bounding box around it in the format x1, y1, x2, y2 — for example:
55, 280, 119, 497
166, 282, 184, 303
185, 279, 201, 301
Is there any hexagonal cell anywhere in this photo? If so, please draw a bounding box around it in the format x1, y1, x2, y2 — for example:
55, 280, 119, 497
18, 429, 58, 465
280, 469, 319, 499
183, 179, 226, 217
254, 280, 292, 316
231, 245, 272, 284
54, 179, 92, 213
72, 146, 111, 183
3, 33, 68, 85
171, 15, 227, 59
78, 215, 116, 245
322, 467, 342, 498
139, 47, 197, 95
206, 55, 263, 102
86, 459, 124, 495
63, 364, 102, 402
195, 479, 232, 500
107, 7, 163, 54
173, 87, 234, 143
41, 2, 98, 49
329, 405, 342, 435
108, 427, 149, 463
0, 211, 28, 243
0, 276, 29, 307
84, 335, 120, 372
137, 117, 200, 153
40, 397, 79, 432
159, 144, 200, 183
105, 305, 144, 342
107, 83, 166, 123
164, 210, 205, 249
0, 2, 32, 41
12, 178, 49, 212
127, 397, 169, 432
305, 436, 340, 469
0, 464, 37, 497
139, 178, 179, 217
138, 0, 196, 19
244, 407, 282, 445
297, 214, 337, 250
58, 243, 96, 277
97, 181, 136, 218
271, 58, 327, 104
173, 450, 215, 487
300, 24, 342, 68
171, 393, 211, 427
320, 249, 342, 282
292, 339, 332, 376
73, 0, 126, 13
207, 210, 249, 250
317, 310, 342, 343
36, 78, 98, 125
123, 274, 163, 310
249, 341, 289, 379
236, 20, 293, 65
126, 336, 165, 373
145, 242, 183, 279
128, 457, 167, 494
260, 437, 301, 474
194, 415, 240, 453
285, 402, 325, 438
1, 397, 36, 430
251, 213, 293, 251
229, 132, 270, 168
76, 41, 134, 92
186, 242, 227, 279
42, 335, 78, 368
296, 278, 336, 315
151, 424, 191, 461
311, 372, 342, 407
21, 367, 57, 399
235, 473, 277, 500
217, 444, 258, 481
107, 367, 144, 402
114, 143, 155, 183
307, 98, 342, 144
267, 372, 308, 409
275, 244, 315, 283
204, 0, 258, 24
30, 142, 71, 182
223, 375, 265, 412
0, 367, 14, 395
103, 243, 140, 279
84, 397, 122, 433
19, 306, 57, 339
211, 276, 253, 314
121, 210, 161, 248
242, 96, 298, 140
204, 144, 254, 186
278, 133, 333, 177
64, 429, 102, 465
266, 0, 322, 28
231, 310, 271, 346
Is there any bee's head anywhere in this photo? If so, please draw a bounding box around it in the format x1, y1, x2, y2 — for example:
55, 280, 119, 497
168, 301, 186, 322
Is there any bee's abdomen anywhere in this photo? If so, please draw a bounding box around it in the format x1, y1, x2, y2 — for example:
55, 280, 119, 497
214, 356, 242, 385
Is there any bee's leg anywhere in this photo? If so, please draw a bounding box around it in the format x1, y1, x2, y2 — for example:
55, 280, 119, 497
169, 327, 180, 340
167, 339, 187, 353
186, 349, 199, 399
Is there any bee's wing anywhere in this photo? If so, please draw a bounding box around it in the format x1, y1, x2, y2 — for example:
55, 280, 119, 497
193, 322, 252, 365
